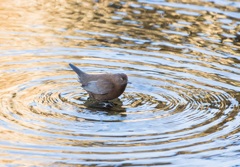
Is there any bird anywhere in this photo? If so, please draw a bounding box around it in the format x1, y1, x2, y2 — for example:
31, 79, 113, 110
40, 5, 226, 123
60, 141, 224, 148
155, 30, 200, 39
69, 63, 128, 101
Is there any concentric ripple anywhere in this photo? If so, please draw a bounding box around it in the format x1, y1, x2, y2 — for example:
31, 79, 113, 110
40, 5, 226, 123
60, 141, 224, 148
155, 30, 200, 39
0, 49, 239, 166
0, 0, 240, 166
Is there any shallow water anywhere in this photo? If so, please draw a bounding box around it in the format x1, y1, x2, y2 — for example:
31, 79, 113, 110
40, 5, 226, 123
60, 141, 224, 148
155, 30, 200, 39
0, 0, 240, 166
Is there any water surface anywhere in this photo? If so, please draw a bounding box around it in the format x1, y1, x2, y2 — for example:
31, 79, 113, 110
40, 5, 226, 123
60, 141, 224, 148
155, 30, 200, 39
0, 0, 240, 166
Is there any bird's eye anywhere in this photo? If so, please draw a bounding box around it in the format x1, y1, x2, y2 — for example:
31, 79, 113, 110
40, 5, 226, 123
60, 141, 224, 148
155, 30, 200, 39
120, 77, 124, 81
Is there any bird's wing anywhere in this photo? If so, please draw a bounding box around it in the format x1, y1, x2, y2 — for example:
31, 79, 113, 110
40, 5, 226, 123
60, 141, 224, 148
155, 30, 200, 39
82, 80, 113, 94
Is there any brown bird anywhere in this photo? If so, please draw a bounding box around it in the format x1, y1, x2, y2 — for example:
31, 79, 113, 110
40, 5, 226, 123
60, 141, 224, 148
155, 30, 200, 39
69, 63, 128, 101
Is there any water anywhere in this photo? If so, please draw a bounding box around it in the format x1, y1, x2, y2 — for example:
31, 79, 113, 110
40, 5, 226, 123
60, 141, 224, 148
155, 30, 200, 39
0, 0, 240, 166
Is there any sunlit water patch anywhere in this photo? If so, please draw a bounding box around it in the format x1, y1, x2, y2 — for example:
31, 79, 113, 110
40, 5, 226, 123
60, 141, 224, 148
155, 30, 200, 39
0, 0, 240, 166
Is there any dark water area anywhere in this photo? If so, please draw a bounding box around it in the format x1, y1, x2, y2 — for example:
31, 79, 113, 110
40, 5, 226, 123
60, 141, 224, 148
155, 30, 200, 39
0, 0, 240, 166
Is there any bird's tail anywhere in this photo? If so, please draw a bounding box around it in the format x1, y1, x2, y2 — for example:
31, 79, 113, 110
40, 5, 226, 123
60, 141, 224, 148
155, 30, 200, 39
69, 63, 86, 82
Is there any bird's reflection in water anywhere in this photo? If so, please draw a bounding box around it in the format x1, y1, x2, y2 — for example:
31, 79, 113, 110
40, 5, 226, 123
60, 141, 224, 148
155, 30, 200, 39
83, 98, 127, 115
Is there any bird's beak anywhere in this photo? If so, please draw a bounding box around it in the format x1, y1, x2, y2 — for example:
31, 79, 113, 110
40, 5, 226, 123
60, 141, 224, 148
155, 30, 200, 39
127, 81, 132, 84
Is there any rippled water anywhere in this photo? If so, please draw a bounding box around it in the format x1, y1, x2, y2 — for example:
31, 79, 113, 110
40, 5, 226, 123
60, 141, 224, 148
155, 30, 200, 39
0, 0, 240, 166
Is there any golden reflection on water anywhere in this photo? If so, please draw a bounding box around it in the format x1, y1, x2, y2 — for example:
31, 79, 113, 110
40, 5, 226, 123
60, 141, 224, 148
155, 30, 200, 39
0, 0, 239, 51
0, 0, 240, 166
